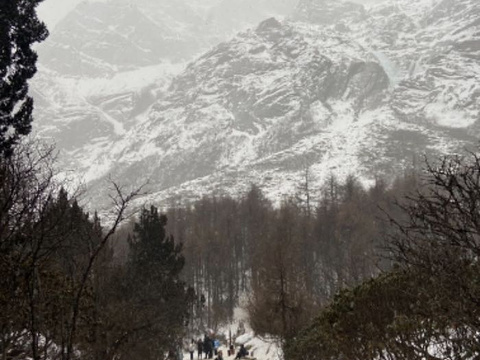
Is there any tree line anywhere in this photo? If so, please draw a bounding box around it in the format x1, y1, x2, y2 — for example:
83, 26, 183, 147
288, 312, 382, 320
131, 171, 417, 342
0, 142, 192, 360
285, 153, 480, 360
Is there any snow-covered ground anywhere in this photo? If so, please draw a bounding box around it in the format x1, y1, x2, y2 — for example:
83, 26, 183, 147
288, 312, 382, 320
183, 307, 282, 360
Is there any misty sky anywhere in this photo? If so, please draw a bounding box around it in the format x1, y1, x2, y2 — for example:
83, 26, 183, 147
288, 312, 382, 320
38, 0, 388, 29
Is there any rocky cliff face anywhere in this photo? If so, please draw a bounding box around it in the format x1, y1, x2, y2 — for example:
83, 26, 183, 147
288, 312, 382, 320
32, 0, 480, 209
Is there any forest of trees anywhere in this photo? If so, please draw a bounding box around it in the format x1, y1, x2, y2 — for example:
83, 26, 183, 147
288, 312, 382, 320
285, 154, 480, 360
0, 142, 192, 360
172, 173, 418, 338
105, 171, 418, 345
5, 139, 480, 360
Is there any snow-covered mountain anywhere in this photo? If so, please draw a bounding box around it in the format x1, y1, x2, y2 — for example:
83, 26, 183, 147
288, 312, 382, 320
32, 0, 480, 209
31, 0, 297, 167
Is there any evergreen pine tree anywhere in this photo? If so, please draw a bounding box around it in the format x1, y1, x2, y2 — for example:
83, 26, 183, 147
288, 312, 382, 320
129, 205, 185, 284
0, 0, 48, 156
118, 205, 188, 360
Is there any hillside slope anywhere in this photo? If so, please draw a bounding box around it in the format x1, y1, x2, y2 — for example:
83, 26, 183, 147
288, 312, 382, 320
33, 0, 480, 209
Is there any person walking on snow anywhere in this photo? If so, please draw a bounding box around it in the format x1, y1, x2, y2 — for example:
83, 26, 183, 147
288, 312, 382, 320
203, 335, 214, 359
197, 339, 203, 359
235, 345, 248, 359
203, 336, 211, 359
189, 340, 196, 360
216, 350, 224, 360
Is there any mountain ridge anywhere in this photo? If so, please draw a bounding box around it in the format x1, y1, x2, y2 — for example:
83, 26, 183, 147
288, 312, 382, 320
32, 0, 480, 209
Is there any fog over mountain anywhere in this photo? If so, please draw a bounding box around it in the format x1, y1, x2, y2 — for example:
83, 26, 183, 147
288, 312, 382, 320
37, 0, 386, 29
32, 0, 480, 210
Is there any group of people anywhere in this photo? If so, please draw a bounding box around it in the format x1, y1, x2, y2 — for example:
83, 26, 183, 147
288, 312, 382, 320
192, 336, 216, 359
187, 338, 249, 360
